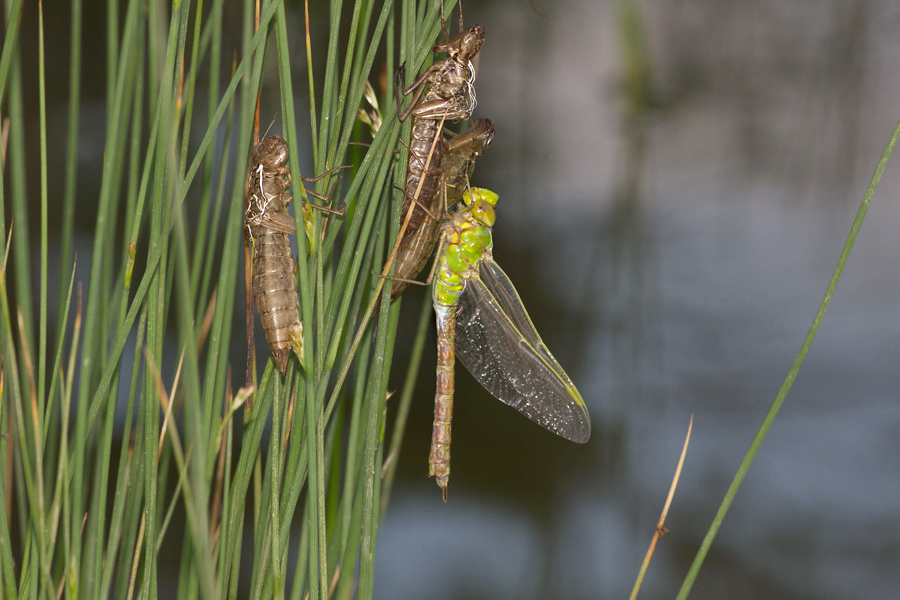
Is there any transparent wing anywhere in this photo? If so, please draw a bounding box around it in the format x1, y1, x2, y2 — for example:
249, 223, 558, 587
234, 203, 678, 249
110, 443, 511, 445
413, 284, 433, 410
455, 260, 591, 443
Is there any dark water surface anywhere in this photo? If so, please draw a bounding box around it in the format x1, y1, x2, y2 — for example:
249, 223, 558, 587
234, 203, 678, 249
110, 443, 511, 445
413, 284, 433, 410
376, 1, 900, 598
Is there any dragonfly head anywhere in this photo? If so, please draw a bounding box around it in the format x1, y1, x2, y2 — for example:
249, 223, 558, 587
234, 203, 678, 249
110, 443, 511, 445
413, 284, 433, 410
252, 135, 290, 171
435, 24, 485, 61
472, 118, 496, 151
445, 118, 495, 155
463, 187, 498, 227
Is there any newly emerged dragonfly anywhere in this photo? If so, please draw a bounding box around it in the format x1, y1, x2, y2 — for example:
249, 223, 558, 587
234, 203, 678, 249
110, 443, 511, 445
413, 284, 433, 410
430, 188, 591, 498
245, 134, 304, 374
389, 118, 495, 304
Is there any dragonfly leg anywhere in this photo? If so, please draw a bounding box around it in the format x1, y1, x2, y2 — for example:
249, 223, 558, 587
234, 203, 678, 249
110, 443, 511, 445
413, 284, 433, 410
301, 164, 351, 183
439, 0, 450, 44
397, 64, 430, 122
408, 98, 469, 121
422, 230, 449, 286
303, 174, 348, 216
261, 112, 280, 139
305, 195, 346, 216
391, 184, 441, 220
396, 135, 430, 173
433, 0, 466, 51
371, 270, 430, 286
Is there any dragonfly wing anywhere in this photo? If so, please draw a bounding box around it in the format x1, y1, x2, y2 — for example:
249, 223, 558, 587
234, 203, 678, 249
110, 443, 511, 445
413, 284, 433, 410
255, 210, 297, 235
455, 260, 591, 443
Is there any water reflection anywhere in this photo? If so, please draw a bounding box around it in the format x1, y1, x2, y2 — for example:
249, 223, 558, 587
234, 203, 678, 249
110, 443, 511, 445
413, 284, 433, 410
378, 0, 900, 598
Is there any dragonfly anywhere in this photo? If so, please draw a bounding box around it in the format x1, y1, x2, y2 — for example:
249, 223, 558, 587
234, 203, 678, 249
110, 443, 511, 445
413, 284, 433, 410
430, 187, 591, 499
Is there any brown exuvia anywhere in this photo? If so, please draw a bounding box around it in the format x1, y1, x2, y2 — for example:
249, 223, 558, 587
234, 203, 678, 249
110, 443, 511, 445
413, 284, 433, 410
390, 118, 495, 303
378, 23, 486, 314
245, 135, 303, 374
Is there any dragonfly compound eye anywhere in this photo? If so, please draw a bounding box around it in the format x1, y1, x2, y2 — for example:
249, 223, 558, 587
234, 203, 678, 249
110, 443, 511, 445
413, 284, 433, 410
471, 201, 495, 227
254, 135, 290, 171
435, 24, 485, 60
463, 187, 498, 208
458, 25, 485, 59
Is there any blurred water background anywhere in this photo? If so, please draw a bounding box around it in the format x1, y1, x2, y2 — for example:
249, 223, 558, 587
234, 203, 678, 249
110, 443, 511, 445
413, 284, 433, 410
375, 1, 900, 598
17, 0, 900, 597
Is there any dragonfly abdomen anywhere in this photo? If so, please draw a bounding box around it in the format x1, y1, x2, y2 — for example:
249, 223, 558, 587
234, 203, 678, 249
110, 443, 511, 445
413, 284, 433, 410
430, 304, 456, 496
404, 116, 444, 210
389, 117, 445, 304
253, 230, 301, 374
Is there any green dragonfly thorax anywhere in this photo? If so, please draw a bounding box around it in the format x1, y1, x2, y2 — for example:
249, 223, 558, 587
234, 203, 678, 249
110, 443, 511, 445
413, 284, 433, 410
433, 188, 498, 309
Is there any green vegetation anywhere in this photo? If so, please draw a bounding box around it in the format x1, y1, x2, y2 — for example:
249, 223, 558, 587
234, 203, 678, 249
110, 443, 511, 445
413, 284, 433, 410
0, 0, 450, 597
